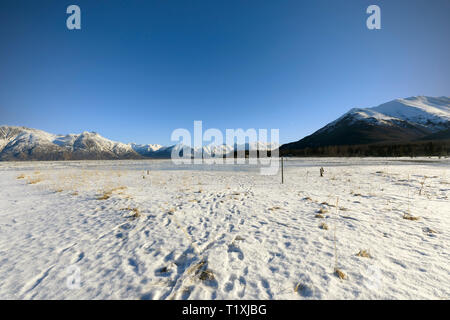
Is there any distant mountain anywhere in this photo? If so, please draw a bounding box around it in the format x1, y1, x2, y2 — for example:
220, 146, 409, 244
0, 126, 278, 161
0, 126, 143, 161
281, 96, 450, 152
6, 96, 445, 160
129, 143, 164, 156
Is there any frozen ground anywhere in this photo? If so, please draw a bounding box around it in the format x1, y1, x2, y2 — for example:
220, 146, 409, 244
0, 158, 449, 299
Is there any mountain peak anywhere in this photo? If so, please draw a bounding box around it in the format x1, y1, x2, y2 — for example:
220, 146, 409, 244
0, 127, 150, 161
282, 95, 450, 151
370, 95, 450, 130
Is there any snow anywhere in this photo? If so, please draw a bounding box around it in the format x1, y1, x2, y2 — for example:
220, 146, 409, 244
0, 125, 279, 159
193, 142, 279, 155
372, 96, 450, 129
345, 108, 398, 124
0, 126, 139, 156
0, 158, 449, 299
130, 143, 163, 153
321, 96, 450, 132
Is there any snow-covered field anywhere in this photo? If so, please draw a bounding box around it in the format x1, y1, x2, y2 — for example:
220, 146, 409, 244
0, 158, 449, 300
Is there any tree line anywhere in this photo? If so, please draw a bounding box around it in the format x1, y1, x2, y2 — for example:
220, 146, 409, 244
280, 140, 450, 157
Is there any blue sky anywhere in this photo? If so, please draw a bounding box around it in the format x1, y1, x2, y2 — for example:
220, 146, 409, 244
0, 0, 449, 145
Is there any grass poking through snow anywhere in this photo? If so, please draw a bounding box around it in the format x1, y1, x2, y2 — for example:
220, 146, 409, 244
356, 250, 372, 258
403, 214, 420, 221
334, 268, 347, 280
319, 222, 328, 230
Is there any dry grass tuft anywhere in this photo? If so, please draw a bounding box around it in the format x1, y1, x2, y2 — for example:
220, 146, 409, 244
320, 201, 335, 207
182, 259, 216, 284
186, 260, 206, 276
198, 269, 215, 282
127, 208, 141, 219
97, 186, 127, 200
403, 214, 420, 221
334, 268, 347, 280
315, 214, 325, 219
28, 178, 42, 184
17, 174, 25, 179
319, 222, 328, 230
111, 186, 127, 192
317, 207, 328, 214
268, 206, 281, 211
97, 193, 110, 200
356, 250, 372, 258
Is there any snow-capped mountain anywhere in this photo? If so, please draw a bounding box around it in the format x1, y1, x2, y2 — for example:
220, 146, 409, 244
0, 126, 279, 161
321, 96, 449, 133
139, 142, 279, 159
281, 96, 450, 150
371, 96, 449, 130
0, 126, 141, 160
129, 143, 163, 156
198, 142, 278, 154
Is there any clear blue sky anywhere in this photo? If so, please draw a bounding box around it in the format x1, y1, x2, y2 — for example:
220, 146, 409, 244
0, 0, 449, 145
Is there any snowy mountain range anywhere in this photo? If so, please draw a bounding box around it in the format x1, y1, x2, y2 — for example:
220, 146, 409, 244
2, 96, 448, 160
0, 126, 278, 161
281, 96, 450, 151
